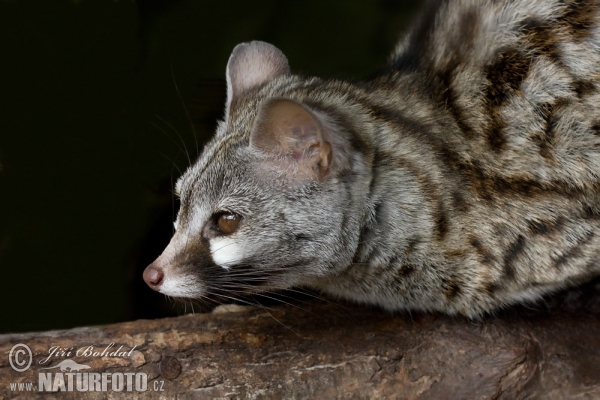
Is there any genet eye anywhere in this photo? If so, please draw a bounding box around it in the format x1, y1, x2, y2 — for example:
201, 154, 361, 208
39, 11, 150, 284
216, 212, 241, 234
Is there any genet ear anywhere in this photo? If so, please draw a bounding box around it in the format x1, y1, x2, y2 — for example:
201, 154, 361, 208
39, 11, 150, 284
226, 41, 290, 117
250, 99, 333, 181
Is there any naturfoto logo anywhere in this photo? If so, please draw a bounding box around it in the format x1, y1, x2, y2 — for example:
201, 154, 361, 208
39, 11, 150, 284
8, 343, 161, 394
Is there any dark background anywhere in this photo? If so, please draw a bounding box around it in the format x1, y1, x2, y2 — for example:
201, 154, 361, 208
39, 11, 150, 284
0, 0, 423, 333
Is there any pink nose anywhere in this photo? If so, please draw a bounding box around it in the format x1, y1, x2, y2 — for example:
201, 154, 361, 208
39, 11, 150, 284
143, 265, 164, 291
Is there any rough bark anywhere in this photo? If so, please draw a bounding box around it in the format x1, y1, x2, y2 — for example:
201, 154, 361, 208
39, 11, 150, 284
1, 298, 599, 399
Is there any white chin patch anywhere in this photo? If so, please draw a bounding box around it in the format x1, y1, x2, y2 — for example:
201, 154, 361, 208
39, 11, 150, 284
159, 275, 200, 298
210, 238, 245, 269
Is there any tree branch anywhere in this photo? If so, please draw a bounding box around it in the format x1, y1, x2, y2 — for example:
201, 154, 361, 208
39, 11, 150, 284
1, 299, 599, 399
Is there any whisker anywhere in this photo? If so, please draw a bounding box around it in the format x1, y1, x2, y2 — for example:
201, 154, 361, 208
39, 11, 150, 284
150, 120, 190, 167
250, 296, 300, 336
157, 151, 183, 176
287, 287, 349, 309
251, 292, 309, 311
209, 291, 269, 309
170, 63, 199, 161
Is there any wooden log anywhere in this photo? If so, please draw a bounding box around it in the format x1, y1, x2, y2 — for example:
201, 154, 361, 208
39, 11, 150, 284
1, 298, 599, 399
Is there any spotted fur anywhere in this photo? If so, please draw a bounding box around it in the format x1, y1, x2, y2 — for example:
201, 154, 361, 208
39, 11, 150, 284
144, 0, 600, 317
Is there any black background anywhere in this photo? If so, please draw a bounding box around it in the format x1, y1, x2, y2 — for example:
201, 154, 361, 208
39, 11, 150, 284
0, 0, 423, 333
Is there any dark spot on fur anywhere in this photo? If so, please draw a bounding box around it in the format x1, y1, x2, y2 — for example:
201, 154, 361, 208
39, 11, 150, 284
294, 233, 311, 241
367, 150, 382, 199
437, 144, 583, 201
404, 236, 421, 258
562, 0, 598, 40
591, 122, 600, 135
487, 117, 508, 151
470, 236, 496, 265
457, 8, 479, 42
444, 279, 462, 300
374, 201, 384, 218
347, 130, 370, 155
528, 217, 564, 235
373, 201, 387, 232
434, 204, 449, 241
397, 264, 416, 277
484, 19, 568, 153
582, 205, 600, 220
363, 104, 450, 173
552, 230, 595, 270
355, 225, 373, 260
484, 49, 531, 151
429, 9, 479, 139
573, 80, 596, 98
395, 157, 449, 241
369, 104, 403, 124
485, 48, 531, 106
492, 178, 545, 197
437, 145, 492, 201
532, 134, 554, 160
445, 250, 469, 261
528, 220, 550, 235
521, 19, 562, 62
388, 254, 402, 267
503, 235, 526, 279
443, 7, 480, 64
533, 101, 566, 160
358, 102, 439, 145
503, 263, 516, 279
531, 104, 555, 159
484, 281, 501, 295
438, 62, 476, 139
369, 148, 383, 172
553, 253, 571, 270
451, 190, 470, 212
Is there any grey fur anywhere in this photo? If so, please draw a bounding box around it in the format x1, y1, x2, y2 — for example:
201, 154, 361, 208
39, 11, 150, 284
145, 0, 600, 317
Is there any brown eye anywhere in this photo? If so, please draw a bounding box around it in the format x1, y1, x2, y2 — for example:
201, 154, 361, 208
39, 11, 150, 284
217, 212, 241, 234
